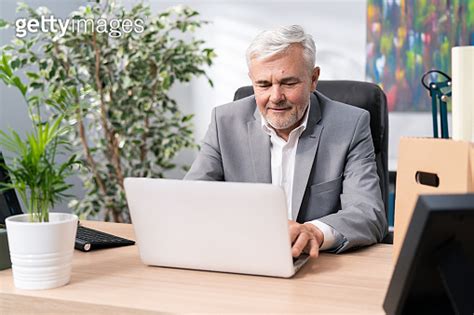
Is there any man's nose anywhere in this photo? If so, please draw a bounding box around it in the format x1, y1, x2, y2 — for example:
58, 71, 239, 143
269, 85, 285, 104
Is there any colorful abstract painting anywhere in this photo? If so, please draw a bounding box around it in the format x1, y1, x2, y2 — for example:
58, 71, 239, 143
366, 0, 474, 112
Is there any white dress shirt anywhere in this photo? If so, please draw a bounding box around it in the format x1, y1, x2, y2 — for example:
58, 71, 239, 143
261, 102, 342, 251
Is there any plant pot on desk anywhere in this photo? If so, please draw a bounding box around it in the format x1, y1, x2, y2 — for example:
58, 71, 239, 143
5, 213, 78, 290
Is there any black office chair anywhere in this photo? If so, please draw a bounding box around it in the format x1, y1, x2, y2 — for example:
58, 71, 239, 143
234, 80, 392, 244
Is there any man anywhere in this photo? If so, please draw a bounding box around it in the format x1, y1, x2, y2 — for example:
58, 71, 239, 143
185, 25, 387, 258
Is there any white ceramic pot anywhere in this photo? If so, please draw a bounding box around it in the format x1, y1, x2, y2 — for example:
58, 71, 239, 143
5, 213, 78, 290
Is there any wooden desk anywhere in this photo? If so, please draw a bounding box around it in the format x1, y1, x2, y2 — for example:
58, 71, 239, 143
0, 221, 393, 314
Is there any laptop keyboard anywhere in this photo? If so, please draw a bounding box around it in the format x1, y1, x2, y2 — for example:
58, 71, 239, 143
75, 225, 135, 252
292, 253, 310, 265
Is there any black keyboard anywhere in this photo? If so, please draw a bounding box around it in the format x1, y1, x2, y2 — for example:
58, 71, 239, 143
75, 224, 135, 252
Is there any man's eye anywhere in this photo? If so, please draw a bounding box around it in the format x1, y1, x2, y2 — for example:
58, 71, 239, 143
284, 82, 297, 86
257, 84, 271, 88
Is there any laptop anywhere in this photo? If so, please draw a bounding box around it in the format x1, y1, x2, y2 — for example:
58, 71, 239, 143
124, 177, 310, 278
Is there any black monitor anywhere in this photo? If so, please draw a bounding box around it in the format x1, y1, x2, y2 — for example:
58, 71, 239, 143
0, 151, 23, 225
383, 194, 474, 315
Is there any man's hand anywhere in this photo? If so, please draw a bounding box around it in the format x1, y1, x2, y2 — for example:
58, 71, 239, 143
288, 220, 324, 258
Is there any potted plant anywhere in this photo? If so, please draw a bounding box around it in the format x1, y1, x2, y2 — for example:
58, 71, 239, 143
0, 1, 215, 223
0, 116, 80, 290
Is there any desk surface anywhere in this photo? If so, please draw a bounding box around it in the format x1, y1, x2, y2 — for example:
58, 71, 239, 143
0, 221, 394, 314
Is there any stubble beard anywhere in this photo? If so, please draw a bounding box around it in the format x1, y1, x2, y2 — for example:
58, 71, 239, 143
264, 101, 305, 131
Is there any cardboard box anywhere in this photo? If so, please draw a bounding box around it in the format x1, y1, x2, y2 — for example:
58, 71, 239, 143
393, 138, 474, 263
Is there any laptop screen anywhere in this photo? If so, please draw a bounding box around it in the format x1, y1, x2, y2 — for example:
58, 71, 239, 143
0, 151, 23, 225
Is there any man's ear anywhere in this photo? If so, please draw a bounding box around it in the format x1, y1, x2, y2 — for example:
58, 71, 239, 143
311, 67, 320, 91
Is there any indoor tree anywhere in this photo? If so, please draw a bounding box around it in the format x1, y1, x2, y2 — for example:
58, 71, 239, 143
0, 1, 215, 222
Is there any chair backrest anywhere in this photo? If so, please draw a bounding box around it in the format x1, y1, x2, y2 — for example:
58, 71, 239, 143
233, 80, 389, 218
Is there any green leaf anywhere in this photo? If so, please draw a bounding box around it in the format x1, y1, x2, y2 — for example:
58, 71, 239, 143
26, 71, 40, 79
0, 19, 9, 29
10, 59, 21, 70
11, 76, 27, 95
30, 82, 44, 89
181, 114, 194, 123
0, 73, 12, 85
2, 45, 14, 51
1, 54, 13, 77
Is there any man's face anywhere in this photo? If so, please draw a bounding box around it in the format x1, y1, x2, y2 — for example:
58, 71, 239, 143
248, 44, 320, 138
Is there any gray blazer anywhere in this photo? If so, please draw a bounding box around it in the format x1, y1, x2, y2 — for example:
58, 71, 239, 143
185, 91, 388, 252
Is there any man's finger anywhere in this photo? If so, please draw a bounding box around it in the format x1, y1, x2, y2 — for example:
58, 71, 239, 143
307, 237, 319, 258
288, 224, 300, 243
291, 232, 310, 257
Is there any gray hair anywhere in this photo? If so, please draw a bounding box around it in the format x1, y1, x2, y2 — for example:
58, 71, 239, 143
246, 25, 316, 69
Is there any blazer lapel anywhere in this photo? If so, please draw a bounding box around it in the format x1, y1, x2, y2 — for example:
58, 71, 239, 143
247, 109, 271, 183
292, 93, 323, 220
